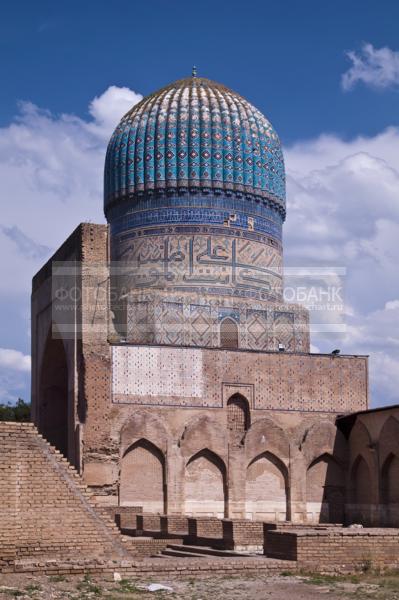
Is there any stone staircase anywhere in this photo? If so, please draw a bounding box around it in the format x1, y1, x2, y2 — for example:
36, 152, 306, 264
161, 543, 256, 558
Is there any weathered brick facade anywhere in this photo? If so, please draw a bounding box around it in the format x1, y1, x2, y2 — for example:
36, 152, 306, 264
29, 223, 377, 527
0, 422, 127, 571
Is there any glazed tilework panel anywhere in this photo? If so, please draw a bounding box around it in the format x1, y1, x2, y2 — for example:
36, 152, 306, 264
104, 77, 286, 214
111, 345, 368, 413
123, 290, 310, 352
108, 193, 283, 230
110, 203, 282, 240
113, 232, 283, 301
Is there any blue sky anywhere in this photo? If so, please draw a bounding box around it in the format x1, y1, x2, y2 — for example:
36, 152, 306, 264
1, 0, 399, 139
0, 0, 399, 407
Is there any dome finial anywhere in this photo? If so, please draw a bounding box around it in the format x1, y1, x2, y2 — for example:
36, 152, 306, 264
192, 65, 197, 78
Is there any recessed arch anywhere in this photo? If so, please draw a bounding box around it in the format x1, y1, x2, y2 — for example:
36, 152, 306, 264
381, 452, 399, 505
245, 451, 288, 521
38, 329, 69, 456
220, 317, 239, 349
184, 448, 227, 518
120, 438, 166, 512
350, 454, 372, 505
227, 393, 250, 433
306, 453, 345, 523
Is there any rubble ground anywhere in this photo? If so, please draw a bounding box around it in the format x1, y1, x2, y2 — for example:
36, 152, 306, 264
2, 571, 399, 600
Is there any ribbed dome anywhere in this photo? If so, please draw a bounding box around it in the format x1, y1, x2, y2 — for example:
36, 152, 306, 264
104, 76, 285, 217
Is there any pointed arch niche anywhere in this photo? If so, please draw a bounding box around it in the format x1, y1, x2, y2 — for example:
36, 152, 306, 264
120, 439, 166, 512
220, 317, 239, 349
245, 452, 288, 521
184, 449, 227, 518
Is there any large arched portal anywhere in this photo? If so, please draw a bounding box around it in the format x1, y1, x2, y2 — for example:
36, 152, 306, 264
184, 449, 227, 518
120, 439, 166, 512
246, 452, 288, 521
39, 332, 69, 456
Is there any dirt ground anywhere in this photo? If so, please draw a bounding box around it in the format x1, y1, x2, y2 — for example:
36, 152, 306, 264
1, 571, 399, 600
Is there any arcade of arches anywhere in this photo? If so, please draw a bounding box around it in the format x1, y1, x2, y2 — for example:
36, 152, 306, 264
113, 403, 399, 525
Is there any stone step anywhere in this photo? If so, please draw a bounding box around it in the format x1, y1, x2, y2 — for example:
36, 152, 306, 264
161, 548, 207, 558
121, 536, 184, 557
166, 544, 252, 558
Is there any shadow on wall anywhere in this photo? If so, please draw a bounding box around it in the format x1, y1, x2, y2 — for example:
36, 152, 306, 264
38, 330, 68, 457
301, 420, 348, 525
344, 414, 399, 527
307, 453, 345, 523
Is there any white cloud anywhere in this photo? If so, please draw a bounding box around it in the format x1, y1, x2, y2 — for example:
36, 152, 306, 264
0, 348, 31, 372
0, 84, 398, 407
0, 86, 142, 296
342, 43, 399, 91
285, 129, 399, 405
386, 300, 399, 310
0, 86, 142, 403
87, 86, 143, 137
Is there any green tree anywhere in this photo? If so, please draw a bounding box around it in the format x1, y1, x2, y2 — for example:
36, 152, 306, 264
0, 398, 31, 422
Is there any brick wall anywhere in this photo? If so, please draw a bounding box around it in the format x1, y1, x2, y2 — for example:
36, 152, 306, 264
0, 422, 127, 571
266, 528, 399, 571
160, 515, 189, 535
112, 345, 368, 413
222, 519, 264, 550
188, 517, 224, 539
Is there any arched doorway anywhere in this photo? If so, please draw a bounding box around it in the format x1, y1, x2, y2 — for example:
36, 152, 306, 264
184, 449, 227, 517
220, 317, 239, 349
306, 454, 345, 523
246, 452, 288, 521
120, 439, 166, 512
39, 332, 69, 456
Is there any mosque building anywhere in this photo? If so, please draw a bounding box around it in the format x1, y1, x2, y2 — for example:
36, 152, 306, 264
30, 73, 398, 526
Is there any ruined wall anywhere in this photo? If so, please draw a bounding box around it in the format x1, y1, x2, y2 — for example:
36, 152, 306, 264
31, 223, 110, 471
31, 222, 370, 525
0, 422, 127, 571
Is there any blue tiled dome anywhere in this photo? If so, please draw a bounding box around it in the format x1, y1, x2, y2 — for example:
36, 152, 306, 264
104, 76, 285, 218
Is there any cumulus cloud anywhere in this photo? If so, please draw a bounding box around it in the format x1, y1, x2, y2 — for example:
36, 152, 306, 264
87, 86, 143, 137
0, 86, 142, 296
0, 84, 398, 407
0, 86, 142, 402
285, 129, 399, 405
0, 348, 31, 372
342, 43, 399, 91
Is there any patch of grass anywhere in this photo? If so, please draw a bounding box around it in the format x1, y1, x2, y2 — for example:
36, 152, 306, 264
301, 571, 360, 585
117, 579, 144, 593
25, 583, 41, 592
48, 574, 66, 583
76, 574, 103, 597
360, 557, 372, 573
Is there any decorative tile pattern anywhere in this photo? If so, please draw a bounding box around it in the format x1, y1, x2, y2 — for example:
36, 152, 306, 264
104, 77, 285, 216
113, 232, 283, 301
112, 346, 206, 403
